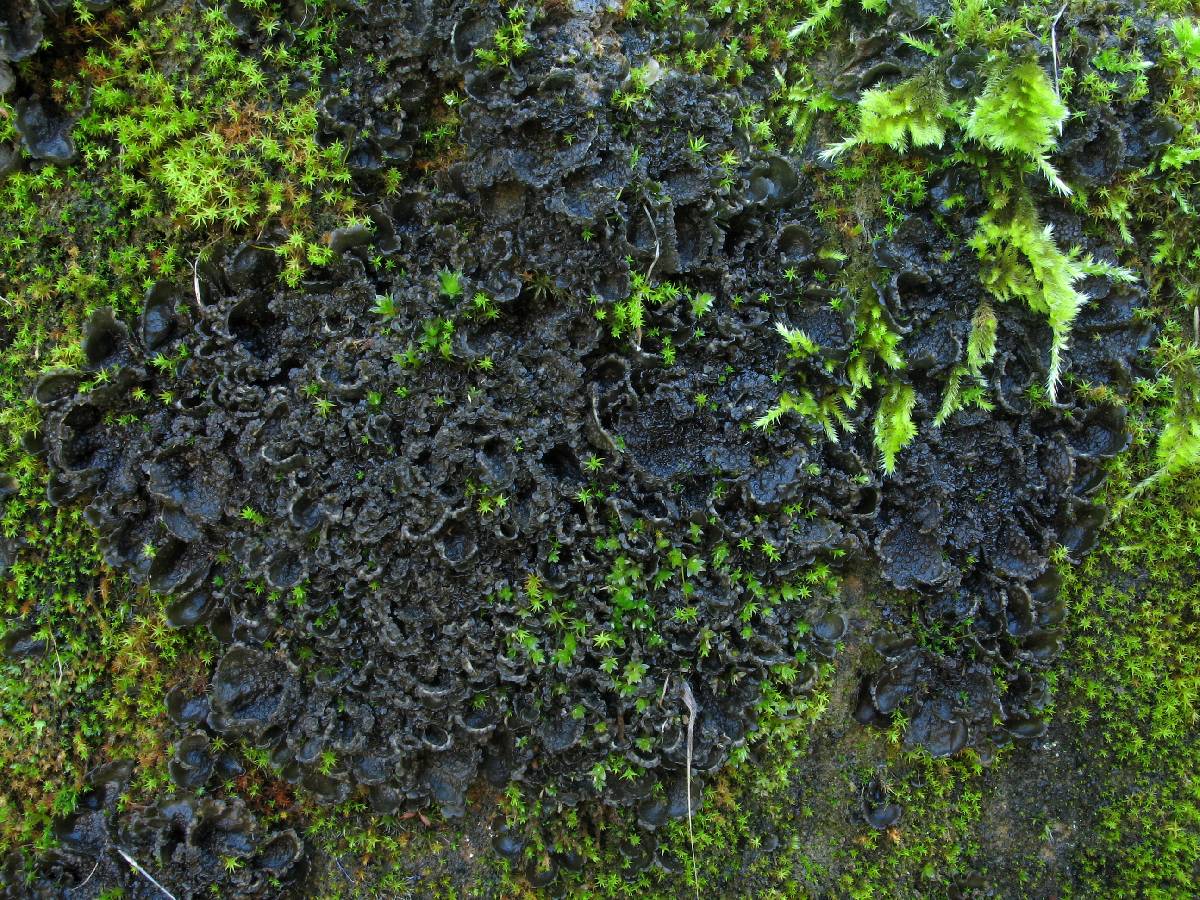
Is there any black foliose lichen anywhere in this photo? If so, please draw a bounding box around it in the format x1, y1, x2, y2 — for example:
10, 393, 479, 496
8, 761, 305, 898
31, 0, 1157, 870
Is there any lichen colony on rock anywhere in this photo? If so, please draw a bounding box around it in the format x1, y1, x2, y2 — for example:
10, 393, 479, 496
23, 0, 1164, 890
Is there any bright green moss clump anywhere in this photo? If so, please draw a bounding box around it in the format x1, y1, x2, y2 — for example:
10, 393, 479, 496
966, 59, 1070, 195
1061, 345, 1200, 895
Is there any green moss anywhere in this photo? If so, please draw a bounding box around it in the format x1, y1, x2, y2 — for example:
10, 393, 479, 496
0, 0, 364, 861
966, 59, 1070, 195
823, 72, 949, 159
81, 4, 362, 284
969, 193, 1137, 398
873, 382, 917, 475
1057, 344, 1200, 895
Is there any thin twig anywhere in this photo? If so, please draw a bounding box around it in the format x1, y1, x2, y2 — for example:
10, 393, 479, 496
680, 681, 700, 900
190, 241, 220, 309
47, 628, 64, 686
334, 854, 356, 883
191, 254, 204, 309
116, 848, 176, 900
637, 202, 661, 350
641, 202, 661, 285
1050, 2, 1069, 125
74, 858, 100, 892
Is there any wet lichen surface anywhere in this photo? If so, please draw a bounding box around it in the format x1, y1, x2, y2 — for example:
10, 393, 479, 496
2, 0, 1200, 897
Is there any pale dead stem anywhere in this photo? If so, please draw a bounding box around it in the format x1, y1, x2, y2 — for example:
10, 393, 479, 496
1050, 2, 1069, 116
681, 680, 700, 900
636, 201, 661, 350
116, 847, 177, 900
